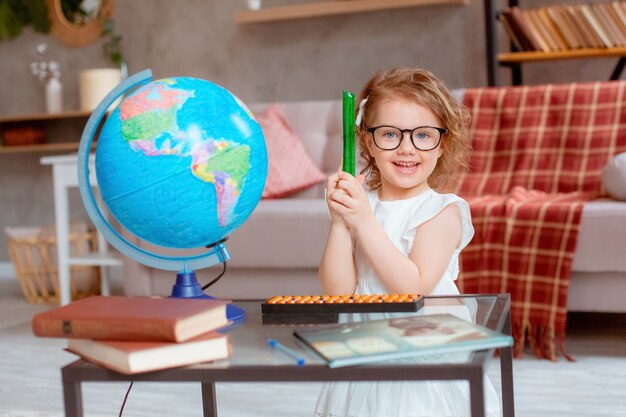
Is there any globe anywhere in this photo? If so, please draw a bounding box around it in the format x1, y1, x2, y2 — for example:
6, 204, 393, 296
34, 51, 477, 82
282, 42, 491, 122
95, 75, 266, 249
77, 70, 266, 321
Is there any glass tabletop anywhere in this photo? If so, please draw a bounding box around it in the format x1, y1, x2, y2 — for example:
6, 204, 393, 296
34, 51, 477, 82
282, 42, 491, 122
218, 294, 510, 369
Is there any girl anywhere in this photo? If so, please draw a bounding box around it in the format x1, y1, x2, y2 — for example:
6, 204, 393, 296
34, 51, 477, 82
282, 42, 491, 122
316, 68, 501, 417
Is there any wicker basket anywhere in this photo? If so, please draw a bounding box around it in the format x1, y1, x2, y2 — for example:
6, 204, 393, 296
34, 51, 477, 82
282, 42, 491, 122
5, 224, 100, 304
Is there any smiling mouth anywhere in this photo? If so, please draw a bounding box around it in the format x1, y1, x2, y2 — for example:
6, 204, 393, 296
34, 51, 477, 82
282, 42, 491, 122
394, 162, 419, 169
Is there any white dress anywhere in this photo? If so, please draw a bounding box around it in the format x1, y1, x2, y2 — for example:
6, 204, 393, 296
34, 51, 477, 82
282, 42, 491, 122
314, 189, 501, 417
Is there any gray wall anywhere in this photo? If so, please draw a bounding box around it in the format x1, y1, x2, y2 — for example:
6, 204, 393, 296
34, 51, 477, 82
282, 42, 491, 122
0, 0, 621, 261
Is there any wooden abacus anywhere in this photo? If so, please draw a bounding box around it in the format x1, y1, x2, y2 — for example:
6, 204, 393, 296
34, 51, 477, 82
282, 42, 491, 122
266, 294, 421, 305
261, 294, 424, 324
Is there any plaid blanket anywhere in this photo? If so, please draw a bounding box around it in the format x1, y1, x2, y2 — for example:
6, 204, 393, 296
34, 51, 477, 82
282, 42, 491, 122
455, 81, 626, 360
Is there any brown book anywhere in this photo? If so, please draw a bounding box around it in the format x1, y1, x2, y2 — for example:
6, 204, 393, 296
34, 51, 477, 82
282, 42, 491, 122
593, 2, 623, 46
570, 5, 603, 48
502, 8, 536, 51
546, 6, 580, 49
536, 7, 569, 50
509, 6, 543, 51
563, 6, 597, 48
552, 5, 586, 49
66, 331, 230, 374
32, 295, 229, 342
526, 8, 559, 51
499, 11, 526, 51
600, 1, 626, 45
581, 4, 614, 48
612, 0, 626, 24
607, 1, 626, 29
521, 8, 552, 51
615, 1, 626, 38
610, 1, 626, 30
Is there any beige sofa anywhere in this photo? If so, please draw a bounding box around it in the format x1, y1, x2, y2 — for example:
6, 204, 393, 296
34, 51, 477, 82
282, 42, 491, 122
122, 96, 626, 313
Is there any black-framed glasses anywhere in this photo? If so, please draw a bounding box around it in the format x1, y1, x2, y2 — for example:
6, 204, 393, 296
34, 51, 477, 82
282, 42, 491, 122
366, 125, 447, 151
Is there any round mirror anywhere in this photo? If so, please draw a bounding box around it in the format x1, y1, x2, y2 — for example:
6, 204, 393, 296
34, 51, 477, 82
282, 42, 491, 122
47, 0, 115, 47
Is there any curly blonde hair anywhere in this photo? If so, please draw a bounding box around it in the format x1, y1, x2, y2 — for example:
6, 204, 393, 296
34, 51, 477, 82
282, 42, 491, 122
356, 68, 471, 191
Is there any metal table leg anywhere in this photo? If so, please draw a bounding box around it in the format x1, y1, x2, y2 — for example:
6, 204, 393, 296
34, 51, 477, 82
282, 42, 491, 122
63, 381, 83, 417
469, 369, 486, 417
500, 310, 516, 416
201, 382, 217, 417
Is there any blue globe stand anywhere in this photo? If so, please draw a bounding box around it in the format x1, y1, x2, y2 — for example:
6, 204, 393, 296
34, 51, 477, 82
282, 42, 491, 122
171, 271, 207, 298
171, 271, 247, 327
76, 69, 250, 328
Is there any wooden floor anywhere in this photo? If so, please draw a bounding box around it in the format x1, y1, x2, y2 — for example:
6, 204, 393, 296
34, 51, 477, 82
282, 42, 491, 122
1, 277, 625, 417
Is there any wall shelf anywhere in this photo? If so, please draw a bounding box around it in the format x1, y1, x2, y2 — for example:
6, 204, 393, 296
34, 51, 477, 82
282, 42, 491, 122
0, 111, 94, 154
0, 110, 92, 124
234, 0, 468, 24
0, 142, 84, 154
498, 47, 626, 64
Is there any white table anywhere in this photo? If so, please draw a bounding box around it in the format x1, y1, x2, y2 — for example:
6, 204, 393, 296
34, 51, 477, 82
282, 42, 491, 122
40, 154, 123, 305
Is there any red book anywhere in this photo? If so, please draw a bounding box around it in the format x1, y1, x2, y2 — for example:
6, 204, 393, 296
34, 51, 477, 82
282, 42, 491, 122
32, 295, 229, 342
66, 331, 231, 374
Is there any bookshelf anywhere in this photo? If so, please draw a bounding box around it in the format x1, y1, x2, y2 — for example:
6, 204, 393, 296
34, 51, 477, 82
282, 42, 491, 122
485, 0, 626, 85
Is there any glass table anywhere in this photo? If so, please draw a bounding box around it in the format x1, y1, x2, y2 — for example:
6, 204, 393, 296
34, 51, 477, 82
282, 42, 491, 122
61, 294, 514, 417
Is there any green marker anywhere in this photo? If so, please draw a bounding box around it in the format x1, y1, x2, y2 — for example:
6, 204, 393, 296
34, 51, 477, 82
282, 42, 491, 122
342, 90, 356, 176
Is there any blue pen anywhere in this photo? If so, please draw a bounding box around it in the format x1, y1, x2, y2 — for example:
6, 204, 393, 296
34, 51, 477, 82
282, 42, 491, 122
268, 338, 305, 367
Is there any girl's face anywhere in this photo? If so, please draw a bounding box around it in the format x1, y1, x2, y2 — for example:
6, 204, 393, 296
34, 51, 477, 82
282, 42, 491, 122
365, 97, 443, 200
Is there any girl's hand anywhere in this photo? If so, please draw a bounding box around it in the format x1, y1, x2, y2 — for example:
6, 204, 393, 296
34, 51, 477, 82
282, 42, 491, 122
325, 171, 347, 226
326, 170, 372, 230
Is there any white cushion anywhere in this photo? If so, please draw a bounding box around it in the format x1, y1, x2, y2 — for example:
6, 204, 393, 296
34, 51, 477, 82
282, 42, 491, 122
602, 152, 626, 201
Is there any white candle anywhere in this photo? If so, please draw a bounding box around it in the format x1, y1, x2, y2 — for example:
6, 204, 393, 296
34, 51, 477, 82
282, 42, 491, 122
79, 68, 122, 112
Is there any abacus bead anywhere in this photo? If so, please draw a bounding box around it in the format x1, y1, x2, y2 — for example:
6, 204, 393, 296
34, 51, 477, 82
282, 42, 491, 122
267, 296, 282, 304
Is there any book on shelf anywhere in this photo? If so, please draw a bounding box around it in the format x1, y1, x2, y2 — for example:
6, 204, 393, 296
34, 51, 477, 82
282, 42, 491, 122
583, 2, 626, 46
556, 5, 589, 49
501, 8, 535, 51
521, 8, 552, 51
580, 4, 614, 48
568, 5, 603, 48
597, 2, 626, 45
546, 6, 582, 49
536, 7, 569, 50
294, 313, 514, 368
32, 295, 230, 342
608, 2, 626, 43
610, 1, 626, 30
526, 8, 559, 51
509, 6, 544, 51
499, 11, 526, 51
66, 331, 231, 375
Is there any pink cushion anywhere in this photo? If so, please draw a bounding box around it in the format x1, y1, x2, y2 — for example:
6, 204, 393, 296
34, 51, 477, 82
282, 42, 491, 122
256, 104, 326, 198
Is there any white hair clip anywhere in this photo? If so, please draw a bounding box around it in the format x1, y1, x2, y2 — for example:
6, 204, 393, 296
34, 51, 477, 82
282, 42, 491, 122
355, 97, 368, 127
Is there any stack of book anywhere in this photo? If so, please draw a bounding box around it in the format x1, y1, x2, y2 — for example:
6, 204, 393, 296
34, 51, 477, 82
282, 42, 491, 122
32, 296, 232, 374
499, 1, 626, 52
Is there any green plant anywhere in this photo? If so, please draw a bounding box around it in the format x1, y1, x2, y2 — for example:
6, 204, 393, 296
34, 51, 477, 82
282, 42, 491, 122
102, 18, 123, 66
0, 0, 49, 40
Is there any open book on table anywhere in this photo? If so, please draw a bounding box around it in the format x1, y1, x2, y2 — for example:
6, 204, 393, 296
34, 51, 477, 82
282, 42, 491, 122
294, 313, 513, 368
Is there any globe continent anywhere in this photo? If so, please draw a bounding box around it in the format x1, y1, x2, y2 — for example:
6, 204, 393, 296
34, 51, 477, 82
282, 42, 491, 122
95, 77, 267, 249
